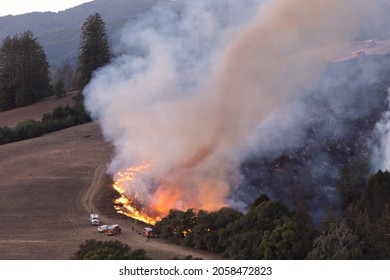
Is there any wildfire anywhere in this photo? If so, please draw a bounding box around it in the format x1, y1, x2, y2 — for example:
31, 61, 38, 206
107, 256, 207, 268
112, 161, 162, 225
112, 160, 227, 225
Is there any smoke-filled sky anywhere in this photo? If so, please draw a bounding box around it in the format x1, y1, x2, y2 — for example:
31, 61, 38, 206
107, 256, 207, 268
84, 0, 383, 214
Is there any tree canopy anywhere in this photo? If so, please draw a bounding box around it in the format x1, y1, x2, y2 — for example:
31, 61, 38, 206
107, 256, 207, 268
0, 31, 51, 111
70, 239, 150, 260
154, 197, 317, 260
154, 167, 390, 260
76, 13, 110, 89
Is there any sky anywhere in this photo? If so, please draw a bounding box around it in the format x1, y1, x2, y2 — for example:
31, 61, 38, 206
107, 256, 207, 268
0, 0, 93, 17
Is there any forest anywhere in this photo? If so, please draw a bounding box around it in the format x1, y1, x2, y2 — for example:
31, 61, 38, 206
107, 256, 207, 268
155, 168, 390, 259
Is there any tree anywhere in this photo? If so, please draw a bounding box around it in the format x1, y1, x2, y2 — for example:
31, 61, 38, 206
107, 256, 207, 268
54, 79, 66, 98
342, 170, 390, 259
306, 222, 362, 259
220, 200, 290, 259
0, 31, 51, 111
191, 208, 242, 253
154, 209, 197, 244
364, 170, 390, 221
337, 159, 369, 207
13, 119, 45, 141
0, 126, 14, 145
0, 36, 18, 111
52, 61, 75, 91
260, 221, 301, 260
374, 203, 390, 258
76, 13, 110, 89
70, 239, 150, 260
260, 211, 317, 260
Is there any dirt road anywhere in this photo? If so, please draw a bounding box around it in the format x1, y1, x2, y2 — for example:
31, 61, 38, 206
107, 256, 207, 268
83, 164, 219, 260
0, 122, 219, 260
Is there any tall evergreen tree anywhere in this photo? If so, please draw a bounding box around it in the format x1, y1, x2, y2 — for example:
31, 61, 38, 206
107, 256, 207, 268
77, 13, 110, 89
17, 31, 52, 106
0, 31, 51, 111
0, 36, 19, 111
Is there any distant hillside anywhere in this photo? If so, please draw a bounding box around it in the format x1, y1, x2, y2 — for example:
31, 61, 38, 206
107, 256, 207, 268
0, 0, 389, 72
0, 0, 164, 70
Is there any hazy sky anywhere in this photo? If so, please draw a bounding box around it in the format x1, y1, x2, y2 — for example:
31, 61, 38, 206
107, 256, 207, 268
0, 1, 93, 17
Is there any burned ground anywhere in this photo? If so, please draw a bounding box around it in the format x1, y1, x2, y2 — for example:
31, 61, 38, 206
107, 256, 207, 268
236, 55, 390, 219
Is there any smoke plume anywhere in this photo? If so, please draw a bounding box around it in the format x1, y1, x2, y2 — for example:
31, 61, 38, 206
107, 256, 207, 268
372, 89, 390, 171
84, 0, 372, 214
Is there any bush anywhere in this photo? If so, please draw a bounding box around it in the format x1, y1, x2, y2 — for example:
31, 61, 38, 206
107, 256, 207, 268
70, 239, 150, 260
13, 119, 45, 141
0, 126, 15, 144
0, 100, 91, 146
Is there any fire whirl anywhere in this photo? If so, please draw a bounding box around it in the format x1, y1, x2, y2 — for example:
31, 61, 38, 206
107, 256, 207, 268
112, 161, 161, 225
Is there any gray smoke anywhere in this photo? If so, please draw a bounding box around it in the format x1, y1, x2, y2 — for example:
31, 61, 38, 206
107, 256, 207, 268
84, 0, 378, 214
372, 89, 390, 170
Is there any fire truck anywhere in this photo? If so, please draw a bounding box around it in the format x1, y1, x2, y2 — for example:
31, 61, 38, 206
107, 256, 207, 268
106, 224, 121, 236
351, 49, 366, 58
142, 227, 155, 238
90, 214, 100, 225
365, 40, 377, 48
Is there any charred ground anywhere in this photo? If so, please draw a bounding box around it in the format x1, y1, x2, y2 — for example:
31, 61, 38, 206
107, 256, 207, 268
236, 54, 390, 219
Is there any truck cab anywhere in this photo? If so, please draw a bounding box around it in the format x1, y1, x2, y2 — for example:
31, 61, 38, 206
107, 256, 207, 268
90, 213, 100, 225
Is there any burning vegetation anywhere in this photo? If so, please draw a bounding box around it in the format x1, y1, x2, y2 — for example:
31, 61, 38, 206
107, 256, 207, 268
79, 0, 390, 259
85, 0, 377, 222
112, 161, 161, 225
83, 2, 390, 259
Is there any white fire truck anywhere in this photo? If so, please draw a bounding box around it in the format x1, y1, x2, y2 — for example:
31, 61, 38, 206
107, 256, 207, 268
90, 213, 100, 225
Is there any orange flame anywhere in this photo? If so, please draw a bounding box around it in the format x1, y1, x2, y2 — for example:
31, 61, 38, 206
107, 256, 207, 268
112, 161, 228, 225
153, 184, 184, 214
112, 161, 162, 225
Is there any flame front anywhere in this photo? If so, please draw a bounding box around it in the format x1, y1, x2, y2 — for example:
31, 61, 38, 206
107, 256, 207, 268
112, 160, 228, 224
113, 161, 161, 225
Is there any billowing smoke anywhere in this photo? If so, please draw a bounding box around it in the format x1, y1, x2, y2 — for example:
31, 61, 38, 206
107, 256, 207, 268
372, 89, 390, 171
84, 0, 374, 215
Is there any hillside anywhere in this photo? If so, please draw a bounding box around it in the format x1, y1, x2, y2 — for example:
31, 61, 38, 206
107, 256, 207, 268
0, 92, 77, 127
0, 0, 164, 69
0, 0, 389, 71
0, 121, 217, 260
238, 53, 390, 218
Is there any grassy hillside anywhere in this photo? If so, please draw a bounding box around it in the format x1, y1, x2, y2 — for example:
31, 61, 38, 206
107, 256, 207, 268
0, 92, 78, 127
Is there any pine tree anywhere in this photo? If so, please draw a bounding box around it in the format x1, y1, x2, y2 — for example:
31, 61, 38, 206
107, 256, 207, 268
0, 36, 19, 111
16, 31, 52, 106
76, 13, 110, 89
0, 31, 51, 111
54, 79, 66, 98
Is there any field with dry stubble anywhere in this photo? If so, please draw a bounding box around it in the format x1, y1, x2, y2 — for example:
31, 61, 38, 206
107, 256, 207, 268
0, 101, 218, 260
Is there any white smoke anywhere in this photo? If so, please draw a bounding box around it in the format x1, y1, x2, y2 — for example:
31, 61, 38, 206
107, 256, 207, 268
371, 88, 390, 171
84, 0, 370, 213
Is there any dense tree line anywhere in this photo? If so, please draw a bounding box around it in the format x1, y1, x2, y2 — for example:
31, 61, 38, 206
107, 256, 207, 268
0, 12, 113, 144
155, 197, 317, 260
0, 31, 52, 111
155, 168, 390, 259
0, 12, 110, 113
0, 98, 91, 145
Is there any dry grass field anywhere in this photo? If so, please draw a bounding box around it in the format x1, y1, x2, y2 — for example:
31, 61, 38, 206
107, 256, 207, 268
0, 99, 218, 260
0, 92, 78, 128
